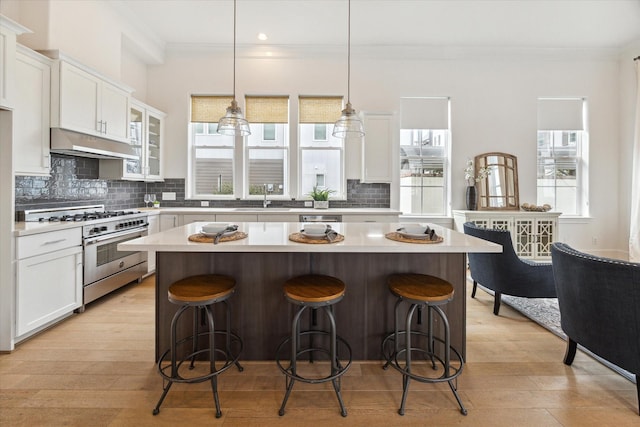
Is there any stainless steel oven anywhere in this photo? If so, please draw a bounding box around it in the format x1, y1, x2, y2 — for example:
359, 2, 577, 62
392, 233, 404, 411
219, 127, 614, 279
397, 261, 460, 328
83, 227, 148, 302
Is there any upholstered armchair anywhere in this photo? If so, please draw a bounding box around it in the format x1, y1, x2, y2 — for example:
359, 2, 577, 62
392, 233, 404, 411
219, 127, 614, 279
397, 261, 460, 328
463, 222, 557, 315
551, 242, 639, 415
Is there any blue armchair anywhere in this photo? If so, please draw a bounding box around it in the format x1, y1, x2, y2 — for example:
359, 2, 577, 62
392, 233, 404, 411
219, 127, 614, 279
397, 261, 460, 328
551, 242, 639, 415
463, 222, 557, 315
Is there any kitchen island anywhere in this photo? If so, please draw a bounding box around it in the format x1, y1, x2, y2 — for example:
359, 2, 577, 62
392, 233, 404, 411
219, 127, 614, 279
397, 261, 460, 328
119, 222, 500, 361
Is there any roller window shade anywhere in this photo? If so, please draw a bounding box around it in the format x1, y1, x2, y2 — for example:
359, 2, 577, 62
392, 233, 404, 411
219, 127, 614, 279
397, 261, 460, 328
245, 96, 289, 123
191, 95, 233, 123
538, 98, 584, 131
299, 96, 343, 124
401, 97, 449, 130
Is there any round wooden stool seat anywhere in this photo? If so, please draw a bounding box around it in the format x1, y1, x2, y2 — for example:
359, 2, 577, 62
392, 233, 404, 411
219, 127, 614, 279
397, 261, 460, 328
168, 274, 236, 306
387, 273, 454, 304
284, 274, 346, 304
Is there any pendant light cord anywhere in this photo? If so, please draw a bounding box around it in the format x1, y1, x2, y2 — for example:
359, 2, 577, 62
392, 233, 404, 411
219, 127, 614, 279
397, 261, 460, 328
347, 0, 351, 105
233, 0, 237, 100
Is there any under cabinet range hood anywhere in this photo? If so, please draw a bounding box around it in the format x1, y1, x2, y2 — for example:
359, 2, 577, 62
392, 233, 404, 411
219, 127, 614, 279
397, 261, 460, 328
50, 128, 137, 160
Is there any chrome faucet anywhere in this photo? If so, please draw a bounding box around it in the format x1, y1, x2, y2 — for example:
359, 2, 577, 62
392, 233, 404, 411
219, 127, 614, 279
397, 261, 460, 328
263, 184, 272, 208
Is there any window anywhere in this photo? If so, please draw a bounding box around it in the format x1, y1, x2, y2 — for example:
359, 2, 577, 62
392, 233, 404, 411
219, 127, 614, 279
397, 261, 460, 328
245, 96, 289, 196
537, 98, 587, 215
189, 95, 235, 197
299, 96, 344, 198
399, 97, 450, 215
263, 123, 276, 141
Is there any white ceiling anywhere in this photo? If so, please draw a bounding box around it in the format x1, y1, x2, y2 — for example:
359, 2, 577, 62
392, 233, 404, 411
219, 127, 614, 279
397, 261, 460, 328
113, 0, 640, 52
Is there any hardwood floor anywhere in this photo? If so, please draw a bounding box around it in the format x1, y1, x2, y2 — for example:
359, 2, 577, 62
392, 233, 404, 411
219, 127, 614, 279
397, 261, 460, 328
1, 274, 637, 426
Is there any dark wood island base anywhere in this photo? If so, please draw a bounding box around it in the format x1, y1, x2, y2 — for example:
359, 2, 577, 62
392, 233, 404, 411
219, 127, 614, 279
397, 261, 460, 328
155, 251, 467, 361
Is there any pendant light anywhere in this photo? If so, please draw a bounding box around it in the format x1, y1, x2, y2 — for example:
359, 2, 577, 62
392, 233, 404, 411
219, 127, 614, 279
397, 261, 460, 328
218, 0, 251, 136
332, 0, 364, 138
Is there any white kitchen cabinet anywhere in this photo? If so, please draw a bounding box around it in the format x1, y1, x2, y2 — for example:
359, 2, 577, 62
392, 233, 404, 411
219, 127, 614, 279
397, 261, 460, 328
0, 16, 30, 109
160, 214, 180, 231
15, 227, 83, 338
50, 55, 132, 143
100, 100, 166, 181
182, 214, 216, 225
257, 214, 299, 222
216, 214, 258, 222
13, 46, 51, 176
452, 210, 561, 260
343, 214, 399, 223
146, 214, 159, 273
361, 112, 395, 183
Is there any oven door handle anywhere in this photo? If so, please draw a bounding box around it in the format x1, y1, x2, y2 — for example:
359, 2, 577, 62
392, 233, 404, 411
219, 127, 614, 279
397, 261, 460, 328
83, 227, 147, 246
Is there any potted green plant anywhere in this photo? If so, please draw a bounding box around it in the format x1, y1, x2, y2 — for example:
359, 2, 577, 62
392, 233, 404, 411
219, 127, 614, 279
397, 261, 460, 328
308, 185, 335, 209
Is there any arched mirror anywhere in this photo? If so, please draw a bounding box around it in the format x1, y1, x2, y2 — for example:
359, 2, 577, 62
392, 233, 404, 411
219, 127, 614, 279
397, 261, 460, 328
475, 152, 519, 210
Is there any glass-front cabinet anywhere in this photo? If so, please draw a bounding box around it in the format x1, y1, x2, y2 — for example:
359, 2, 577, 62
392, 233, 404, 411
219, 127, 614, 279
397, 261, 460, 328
100, 99, 165, 181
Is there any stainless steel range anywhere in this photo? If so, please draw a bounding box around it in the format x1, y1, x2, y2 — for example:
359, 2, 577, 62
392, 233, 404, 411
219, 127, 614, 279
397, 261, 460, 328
20, 205, 149, 305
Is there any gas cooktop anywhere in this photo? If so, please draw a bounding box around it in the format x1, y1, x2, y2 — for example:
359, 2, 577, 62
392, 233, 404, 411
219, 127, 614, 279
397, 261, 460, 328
18, 205, 143, 223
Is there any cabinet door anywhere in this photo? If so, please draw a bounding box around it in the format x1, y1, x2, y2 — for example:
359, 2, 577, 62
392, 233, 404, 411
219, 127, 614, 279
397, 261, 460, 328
100, 82, 129, 142
123, 103, 145, 179
182, 214, 216, 225
0, 26, 16, 108
145, 111, 163, 180
343, 214, 399, 223
16, 246, 83, 337
362, 113, 394, 183
258, 214, 299, 222
14, 50, 51, 176
147, 215, 160, 273
59, 62, 101, 136
160, 214, 180, 231
216, 214, 257, 222
534, 219, 556, 260
513, 218, 536, 259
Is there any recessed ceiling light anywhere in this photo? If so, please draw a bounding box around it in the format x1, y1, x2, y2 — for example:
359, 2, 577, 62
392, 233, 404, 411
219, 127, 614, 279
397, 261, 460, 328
257, 33, 268, 41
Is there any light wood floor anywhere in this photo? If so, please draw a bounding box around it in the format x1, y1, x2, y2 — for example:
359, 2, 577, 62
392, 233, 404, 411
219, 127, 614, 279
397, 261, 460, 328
1, 275, 638, 426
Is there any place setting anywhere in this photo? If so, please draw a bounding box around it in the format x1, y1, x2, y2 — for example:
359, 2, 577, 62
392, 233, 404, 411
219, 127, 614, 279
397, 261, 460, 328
289, 223, 344, 244
386, 224, 443, 244
189, 222, 248, 244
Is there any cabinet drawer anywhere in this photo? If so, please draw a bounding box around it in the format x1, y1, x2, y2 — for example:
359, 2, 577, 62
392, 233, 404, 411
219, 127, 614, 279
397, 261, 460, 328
16, 227, 82, 259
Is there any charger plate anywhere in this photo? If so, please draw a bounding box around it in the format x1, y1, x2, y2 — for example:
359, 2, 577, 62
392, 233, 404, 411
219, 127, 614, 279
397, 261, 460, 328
188, 231, 248, 243
289, 232, 344, 244
385, 231, 443, 244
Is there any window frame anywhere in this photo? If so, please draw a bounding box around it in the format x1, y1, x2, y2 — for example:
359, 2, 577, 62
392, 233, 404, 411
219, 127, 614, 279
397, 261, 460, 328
536, 97, 588, 216
298, 97, 346, 200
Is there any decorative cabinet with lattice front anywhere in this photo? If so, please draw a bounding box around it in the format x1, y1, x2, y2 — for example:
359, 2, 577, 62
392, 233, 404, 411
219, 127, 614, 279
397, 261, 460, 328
452, 210, 561, 261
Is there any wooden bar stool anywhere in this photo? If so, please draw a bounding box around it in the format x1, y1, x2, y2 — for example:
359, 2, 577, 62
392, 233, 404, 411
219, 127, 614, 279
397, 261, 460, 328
153, 274, 243, 418
382, 273, 466, 416
275, 274, 352, 417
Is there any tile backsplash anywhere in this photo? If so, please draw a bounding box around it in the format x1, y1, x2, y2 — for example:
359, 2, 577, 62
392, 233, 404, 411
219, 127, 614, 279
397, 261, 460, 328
15, 154, 390, 215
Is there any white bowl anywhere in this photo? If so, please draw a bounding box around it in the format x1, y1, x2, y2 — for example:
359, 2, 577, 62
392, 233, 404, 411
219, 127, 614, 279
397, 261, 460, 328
401, 224, 428, 235
201, 222, 230, 234
303, 223, 327, 234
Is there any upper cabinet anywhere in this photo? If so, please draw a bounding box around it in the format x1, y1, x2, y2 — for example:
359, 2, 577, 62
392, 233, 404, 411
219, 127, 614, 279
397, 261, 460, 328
361, 112, 395, 183
0, 15, 31, 109
100, 99, 166, 181
49, 53, 132, 143
13, 46, 51, 176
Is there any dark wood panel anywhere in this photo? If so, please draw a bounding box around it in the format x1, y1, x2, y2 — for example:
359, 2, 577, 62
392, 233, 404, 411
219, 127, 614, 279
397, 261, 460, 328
156, 251, 466, 361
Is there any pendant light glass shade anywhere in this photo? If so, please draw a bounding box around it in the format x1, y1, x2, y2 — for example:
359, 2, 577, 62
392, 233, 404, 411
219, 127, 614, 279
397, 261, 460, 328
333, 0, 364, 138
218, 99, 251, 136
333, 102, 364, 138
218, 0, 251, 137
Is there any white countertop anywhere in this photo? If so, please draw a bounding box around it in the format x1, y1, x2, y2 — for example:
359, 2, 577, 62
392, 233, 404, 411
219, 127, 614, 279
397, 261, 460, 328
142, 207, 401, 215
119, 222, 501, 254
